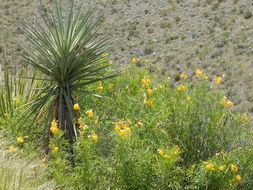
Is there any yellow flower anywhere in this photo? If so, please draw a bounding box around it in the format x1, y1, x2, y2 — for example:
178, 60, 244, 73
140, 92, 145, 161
9, 146, 17, 152
157, 149, 164, 155
163, 154, 170, 158
230, 164, 238, 172
215, 152, 221, 156
147, 88, 154, 95
113, 120, 131, 132
235, 175, 242, 182
115, 125, 121, 131
50, 119, 59, 134
131, 58, 139, 63
125, 127, 132, 134
220, 96, 227, 104
51, 127, 59, 134
203, 74, 209, 80
108, 60, 113, 65
53, 147, 59, 152
158, 85, 165, 89
214, 76, 222, 85
177, 85, 187, 91
175, 145, 180, 153
88, 134, 98, 141
180, 73, 187, 79
141, 78, 151, 87
80, 124, 89, 130
137, 121, 143, 127
117, 123, 132, 136
42, 157, 48, 162
205, 162, 215, 170
51, 119, 57, 128
17, 137, 24, 143
195, 69, 203, 77
143, 99, 154, 106
98, 85, 104, 90
186, 96, 192, 101
73, 103, 80, 111
109, 84, 114, 89
125, 85, 129, 90
167, 76, 171, 81
24, 136, 29, 139
220, 97, 233, 107
119, 129, 127, 136
225, 100, 233, 107
86, 110, 94, 118
101, 53, 109, 57
219, 165, 225, 171
144, 59, 149, 63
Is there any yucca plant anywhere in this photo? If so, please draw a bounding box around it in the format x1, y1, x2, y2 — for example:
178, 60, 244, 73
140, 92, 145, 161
20, 0, 119, 148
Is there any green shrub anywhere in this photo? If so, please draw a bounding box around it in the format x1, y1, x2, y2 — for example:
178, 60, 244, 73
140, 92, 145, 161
244, 11, 252, 19
1, 56, 252, 189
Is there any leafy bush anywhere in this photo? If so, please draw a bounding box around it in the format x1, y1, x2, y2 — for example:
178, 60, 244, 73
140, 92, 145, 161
8, 65, 247, 189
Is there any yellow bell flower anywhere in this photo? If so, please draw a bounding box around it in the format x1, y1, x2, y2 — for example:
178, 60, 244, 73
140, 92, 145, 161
109, 84, 114, 89
53, 147, 59, 152
101, 53, 109, 57
205, 162, 215, 170
9, 146, 18, 152
86, 110, 94, 118
141, 78, 151, 87
180, 73, 187, 79
230, 164, 238, 172
195, 69, 203, 77
214, 76, 222, 85
73, 103, 80, 111
177, 85, 187, 91
157, 149, 164, 155
147, 88, 154, 95
131, 58, 139, 63
235, 175, 242, 182
17, 137, 24, 143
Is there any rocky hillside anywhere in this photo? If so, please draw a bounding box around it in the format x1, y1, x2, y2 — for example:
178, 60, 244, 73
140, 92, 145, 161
0, 0, 253, 112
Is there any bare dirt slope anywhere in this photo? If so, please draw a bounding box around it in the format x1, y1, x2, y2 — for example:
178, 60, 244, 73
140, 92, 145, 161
0, 0, 253, 112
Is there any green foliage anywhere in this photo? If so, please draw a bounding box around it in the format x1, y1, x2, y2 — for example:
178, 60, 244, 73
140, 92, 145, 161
1, 63, 252, 189
244, 11, 252, 19
33, 65, 250, 189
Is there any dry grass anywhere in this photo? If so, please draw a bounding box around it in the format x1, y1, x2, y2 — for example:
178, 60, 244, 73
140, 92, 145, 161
0, 136, 56, 190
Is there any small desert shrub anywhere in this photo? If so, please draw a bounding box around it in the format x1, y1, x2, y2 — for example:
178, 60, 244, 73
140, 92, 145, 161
244, 11, 252, 19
